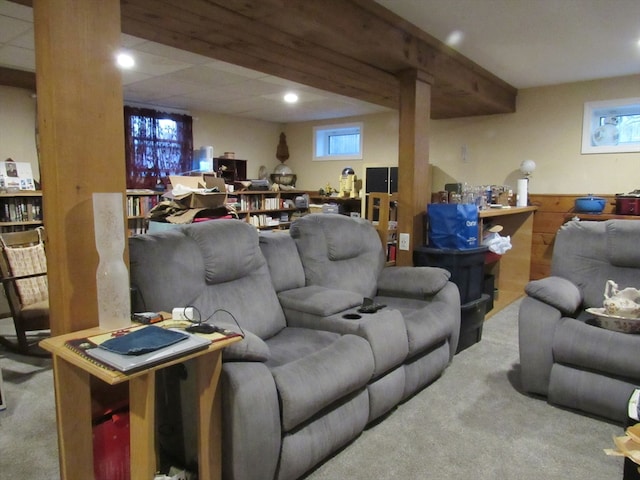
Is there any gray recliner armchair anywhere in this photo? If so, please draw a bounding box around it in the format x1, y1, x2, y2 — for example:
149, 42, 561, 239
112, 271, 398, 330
519, 219, 640, 423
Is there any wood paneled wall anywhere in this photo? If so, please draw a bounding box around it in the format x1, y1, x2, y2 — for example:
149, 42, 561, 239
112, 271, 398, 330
529, 193, 619, 280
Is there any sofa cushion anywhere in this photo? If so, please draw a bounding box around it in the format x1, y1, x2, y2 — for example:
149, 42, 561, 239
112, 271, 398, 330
379, 295, 456, 357
553, 318, 640, 380
606, 220, 640, 268
266, 328, 374, 431
290, 214, 384, 298
186, 220, 265, 284
259, 232, 306, 292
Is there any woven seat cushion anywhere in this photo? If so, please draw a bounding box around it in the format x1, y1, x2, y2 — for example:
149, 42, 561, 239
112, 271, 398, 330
4, 241, 48, 307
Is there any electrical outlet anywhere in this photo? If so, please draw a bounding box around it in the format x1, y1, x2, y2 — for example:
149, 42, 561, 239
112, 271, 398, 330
172, 307, 195, 321
399, 233, 410, 251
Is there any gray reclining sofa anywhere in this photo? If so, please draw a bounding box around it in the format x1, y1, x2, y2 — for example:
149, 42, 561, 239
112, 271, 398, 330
129, 214, 460, 480
519, 220, 640, 423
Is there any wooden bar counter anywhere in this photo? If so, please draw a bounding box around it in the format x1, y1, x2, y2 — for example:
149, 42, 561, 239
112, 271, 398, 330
479, 206, 537, 316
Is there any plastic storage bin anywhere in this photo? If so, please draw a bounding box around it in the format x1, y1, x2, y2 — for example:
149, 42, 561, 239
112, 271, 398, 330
456, 293, 490, 354
413, 246, 488, 304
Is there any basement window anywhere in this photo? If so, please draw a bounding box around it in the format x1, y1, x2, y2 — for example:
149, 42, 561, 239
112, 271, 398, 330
582, 97, 640, 154
313, 123, 363, 161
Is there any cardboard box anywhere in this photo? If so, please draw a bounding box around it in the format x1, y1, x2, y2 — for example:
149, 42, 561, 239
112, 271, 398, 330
166, 175, 227, 209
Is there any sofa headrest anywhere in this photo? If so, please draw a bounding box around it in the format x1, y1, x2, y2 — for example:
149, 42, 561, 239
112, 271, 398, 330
185, 220, 265, 284
259, 232, 306, 292
292, 214, 378, 261
606, 220, 640, 268
129, 228, 206, 312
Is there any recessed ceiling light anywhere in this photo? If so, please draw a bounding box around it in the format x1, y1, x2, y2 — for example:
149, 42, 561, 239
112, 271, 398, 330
284, 92, 299, 103
445, 30, 464, 47
116, 52, 135, 69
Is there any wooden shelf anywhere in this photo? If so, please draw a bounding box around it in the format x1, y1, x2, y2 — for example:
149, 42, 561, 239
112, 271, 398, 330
229, 189, 308, 229
0, 190, 43, 232
40, 327, 241, 479
126, 190, 162, 236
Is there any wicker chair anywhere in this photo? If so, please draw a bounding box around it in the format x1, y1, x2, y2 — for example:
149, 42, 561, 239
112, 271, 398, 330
0, 227, 49, 355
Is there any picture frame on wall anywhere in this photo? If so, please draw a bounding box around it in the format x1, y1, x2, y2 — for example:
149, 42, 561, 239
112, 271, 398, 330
0, 160, 35, 191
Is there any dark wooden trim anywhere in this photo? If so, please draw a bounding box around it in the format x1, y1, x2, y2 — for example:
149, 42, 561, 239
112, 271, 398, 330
0, 66, 36, 91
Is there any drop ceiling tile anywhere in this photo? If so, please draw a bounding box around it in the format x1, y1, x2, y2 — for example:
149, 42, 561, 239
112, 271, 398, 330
201, 60, 267, 79
124, 49, 192, 77
0, 15, 30, 43
8, 28, 33, 50
0, 44, 35, 71
0, 1, 32, 22
133, 40, 214, 65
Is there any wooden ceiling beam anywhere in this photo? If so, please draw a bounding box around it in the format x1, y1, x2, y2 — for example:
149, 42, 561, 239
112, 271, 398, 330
119, 0, 516, 118
120, 0, 399, 108
9, 0, 517, 118
0, 66, 36, 91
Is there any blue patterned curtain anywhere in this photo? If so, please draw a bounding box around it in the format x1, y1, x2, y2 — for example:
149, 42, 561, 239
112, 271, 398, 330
124, 107, 193, 189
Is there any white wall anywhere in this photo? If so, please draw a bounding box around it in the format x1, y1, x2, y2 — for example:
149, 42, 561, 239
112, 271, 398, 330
429, 74, 640, 195
191, 110, 283, 178
283, 112, 399, 191
4, 74, 639, 195
283, 74, 640, 196
0, 86, 39, 182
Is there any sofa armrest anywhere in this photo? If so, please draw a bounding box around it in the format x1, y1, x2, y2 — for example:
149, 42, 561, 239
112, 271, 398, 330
377, 266, 450, 298
221, 362, 281, 480
222, 328, 271, 362
278, 285, 363, 317
524, 276, 582, 316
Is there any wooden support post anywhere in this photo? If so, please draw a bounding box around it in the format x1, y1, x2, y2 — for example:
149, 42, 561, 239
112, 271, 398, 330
397, 69, 433, 266
33, 0, 128, 335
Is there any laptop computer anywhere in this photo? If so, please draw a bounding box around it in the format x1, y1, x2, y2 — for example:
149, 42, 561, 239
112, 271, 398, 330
85, 332, 211, 373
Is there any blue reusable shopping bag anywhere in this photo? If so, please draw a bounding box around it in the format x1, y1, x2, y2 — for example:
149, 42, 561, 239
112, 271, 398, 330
427, 204, 479, 249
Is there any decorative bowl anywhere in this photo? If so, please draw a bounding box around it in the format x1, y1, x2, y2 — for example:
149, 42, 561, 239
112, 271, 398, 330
575, 196, 606, 213
586, 307, 640, 333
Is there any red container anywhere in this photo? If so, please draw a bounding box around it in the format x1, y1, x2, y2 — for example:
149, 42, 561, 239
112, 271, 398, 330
616, 196, 640, 215
93, 407, 130, 480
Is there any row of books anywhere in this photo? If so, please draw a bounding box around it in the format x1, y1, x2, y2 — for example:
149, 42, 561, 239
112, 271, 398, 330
249, 214, 281, 228
0, 198, 42, 223
127, 195, 159, 217
227, 196, 288, 212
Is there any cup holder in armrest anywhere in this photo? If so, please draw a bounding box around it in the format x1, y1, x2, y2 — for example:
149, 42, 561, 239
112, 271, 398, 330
342, 313, 362, 320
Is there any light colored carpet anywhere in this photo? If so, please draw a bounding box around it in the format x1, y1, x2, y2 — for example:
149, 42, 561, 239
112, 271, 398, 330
0, 301, 626, 479
304, 300, 624, 479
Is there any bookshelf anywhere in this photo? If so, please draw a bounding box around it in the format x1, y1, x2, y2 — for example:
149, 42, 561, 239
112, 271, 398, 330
126, 189, 161, 235
0, 191, 43, 232
367, 192, 398, 265
227, 190, 308, 230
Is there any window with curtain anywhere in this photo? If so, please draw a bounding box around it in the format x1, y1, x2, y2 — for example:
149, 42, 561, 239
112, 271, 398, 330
124, 106, 193, 189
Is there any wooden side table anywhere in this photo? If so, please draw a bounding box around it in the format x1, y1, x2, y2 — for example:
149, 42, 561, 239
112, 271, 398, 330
40, 327, 241, 480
